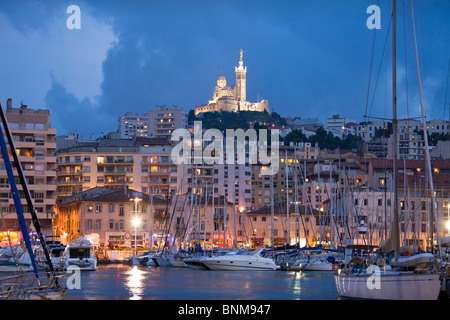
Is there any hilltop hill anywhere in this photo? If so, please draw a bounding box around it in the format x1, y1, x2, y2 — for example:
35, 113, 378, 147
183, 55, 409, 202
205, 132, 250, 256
187, 110, 287, 131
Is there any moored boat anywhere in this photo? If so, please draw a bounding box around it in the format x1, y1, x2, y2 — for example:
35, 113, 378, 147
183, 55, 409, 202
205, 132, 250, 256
0, 246, 34, 272
335, 268, 441, 300
62, 235, 97, 271
201, 248, 280, 271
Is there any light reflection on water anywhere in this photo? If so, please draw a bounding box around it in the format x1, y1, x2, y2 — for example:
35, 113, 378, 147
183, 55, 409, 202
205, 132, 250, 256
66, 264, 339, 300
126, 266, 145, 300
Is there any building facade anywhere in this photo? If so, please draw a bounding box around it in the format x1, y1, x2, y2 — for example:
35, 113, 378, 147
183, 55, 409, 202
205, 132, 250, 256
118, 105, 188, 140
0, 99, 57, 241
55, 133, 176, 199
55, 186, 171, 248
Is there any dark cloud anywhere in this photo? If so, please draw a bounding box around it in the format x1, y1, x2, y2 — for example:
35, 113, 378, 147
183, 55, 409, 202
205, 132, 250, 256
1, 0, 450, 137
44, 75, 112, 137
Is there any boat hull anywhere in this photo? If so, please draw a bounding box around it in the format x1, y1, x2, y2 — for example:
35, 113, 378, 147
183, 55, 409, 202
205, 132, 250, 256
65, 258, 97, 271
168, 258, 187, 268
184, 258, 209, 270
0, 262, 34, 272
202, 259, 279, 271
334, 271, 441, 300
304, 263, 334, 271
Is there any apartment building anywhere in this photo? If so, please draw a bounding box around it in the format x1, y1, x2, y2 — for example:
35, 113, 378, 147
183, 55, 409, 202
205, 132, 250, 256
118, 112, 150, 139
174, 136, 253, 210
325, 114, 357, 139
0, 99, 57, 239
357, 120, 390, 142
251, 144, 320, 208
426, 120, 450, 135
118, 105, 188, 140
55, 133, 176, 199
358, 119, 425, 160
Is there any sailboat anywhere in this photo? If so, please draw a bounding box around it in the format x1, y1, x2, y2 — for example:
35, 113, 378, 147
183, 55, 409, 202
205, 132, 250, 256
334, 0, 442, 300
0, 101, 66, 300
0, 245, 35, 272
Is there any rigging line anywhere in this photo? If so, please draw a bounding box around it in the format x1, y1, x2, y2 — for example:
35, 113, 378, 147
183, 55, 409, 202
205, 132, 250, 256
364, 0, 381, 119
403, 0, 410, 123
444, 57, 450, 121
364, 12, 378, 118
410, 0, 443, 258
368, 13, 393, 117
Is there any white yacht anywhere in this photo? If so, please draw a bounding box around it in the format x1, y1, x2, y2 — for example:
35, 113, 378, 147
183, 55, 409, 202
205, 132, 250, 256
335, 264, 441, 300
201, 248, 280, 271
62, 235, 97, 271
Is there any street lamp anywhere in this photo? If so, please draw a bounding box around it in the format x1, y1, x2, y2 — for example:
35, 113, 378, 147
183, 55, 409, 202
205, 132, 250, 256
132, 217, 141, 256
132, 197, 142, 256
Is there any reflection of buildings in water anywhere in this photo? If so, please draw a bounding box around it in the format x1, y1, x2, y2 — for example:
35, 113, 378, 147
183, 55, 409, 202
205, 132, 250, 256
126, 266, 145, 300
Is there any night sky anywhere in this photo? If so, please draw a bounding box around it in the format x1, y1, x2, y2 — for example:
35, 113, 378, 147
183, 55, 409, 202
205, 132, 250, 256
1, 0, 449, 138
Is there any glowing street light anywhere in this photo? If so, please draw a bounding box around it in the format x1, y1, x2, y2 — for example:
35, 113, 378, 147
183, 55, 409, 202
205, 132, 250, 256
131, 197, 142, 256
132, 217, 141, 256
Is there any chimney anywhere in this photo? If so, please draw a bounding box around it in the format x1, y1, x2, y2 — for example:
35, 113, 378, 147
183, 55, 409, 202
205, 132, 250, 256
6, 98, 12, 109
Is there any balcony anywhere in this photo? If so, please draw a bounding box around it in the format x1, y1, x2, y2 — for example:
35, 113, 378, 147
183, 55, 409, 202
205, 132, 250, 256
56, 179, 83, 186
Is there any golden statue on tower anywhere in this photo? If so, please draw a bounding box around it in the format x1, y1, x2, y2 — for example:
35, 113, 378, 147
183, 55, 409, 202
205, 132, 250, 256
240, 49, 243, 61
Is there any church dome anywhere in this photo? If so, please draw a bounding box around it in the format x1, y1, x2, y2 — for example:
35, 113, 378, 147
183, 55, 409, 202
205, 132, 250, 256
217, 75, 226, 87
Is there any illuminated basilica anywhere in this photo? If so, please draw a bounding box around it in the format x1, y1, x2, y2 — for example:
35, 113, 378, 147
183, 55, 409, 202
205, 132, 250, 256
194, 50, 271, 115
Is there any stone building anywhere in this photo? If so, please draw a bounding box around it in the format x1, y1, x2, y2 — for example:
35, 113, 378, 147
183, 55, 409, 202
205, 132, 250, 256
195, 50, 270, 116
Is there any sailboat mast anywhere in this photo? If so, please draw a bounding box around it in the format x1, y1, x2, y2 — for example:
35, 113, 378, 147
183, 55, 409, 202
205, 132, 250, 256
0, 115, 40, 279
392, 0, 401, 257
409, 0, 442, 257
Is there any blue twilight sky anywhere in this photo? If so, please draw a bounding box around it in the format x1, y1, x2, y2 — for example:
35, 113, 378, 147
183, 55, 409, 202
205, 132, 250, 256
0, 0, 449, 138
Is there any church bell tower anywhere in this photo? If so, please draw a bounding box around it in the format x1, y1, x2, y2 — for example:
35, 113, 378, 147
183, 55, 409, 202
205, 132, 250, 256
235, 49, 247, 103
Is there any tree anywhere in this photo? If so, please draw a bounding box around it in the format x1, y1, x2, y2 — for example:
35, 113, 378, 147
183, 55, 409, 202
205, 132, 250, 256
284, 130, 308, 146
374, 122, 393, 138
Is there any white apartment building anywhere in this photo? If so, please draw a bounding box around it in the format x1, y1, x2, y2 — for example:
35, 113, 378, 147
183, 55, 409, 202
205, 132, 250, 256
118, 112, 149, 139
358, 119, 425, 160
426, 119, 450, 135
174, 137, 252, 210
388, 119, 424, 160
326, 114, 356, 129
118, 105, 188, 139
357, 120, 390, 142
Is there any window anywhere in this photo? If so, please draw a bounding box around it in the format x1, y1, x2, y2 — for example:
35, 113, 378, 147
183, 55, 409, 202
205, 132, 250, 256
87, 205, 93, 213
119, 205, 124, 216
109, 220, 115, 230
95, 220, 101, 230
86, 219, 93, 230
95, 204, 102, 213
109, 204, 115, 213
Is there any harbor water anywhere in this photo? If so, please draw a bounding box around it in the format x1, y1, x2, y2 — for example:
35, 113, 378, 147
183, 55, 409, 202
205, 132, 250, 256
65, 264, 339, 300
